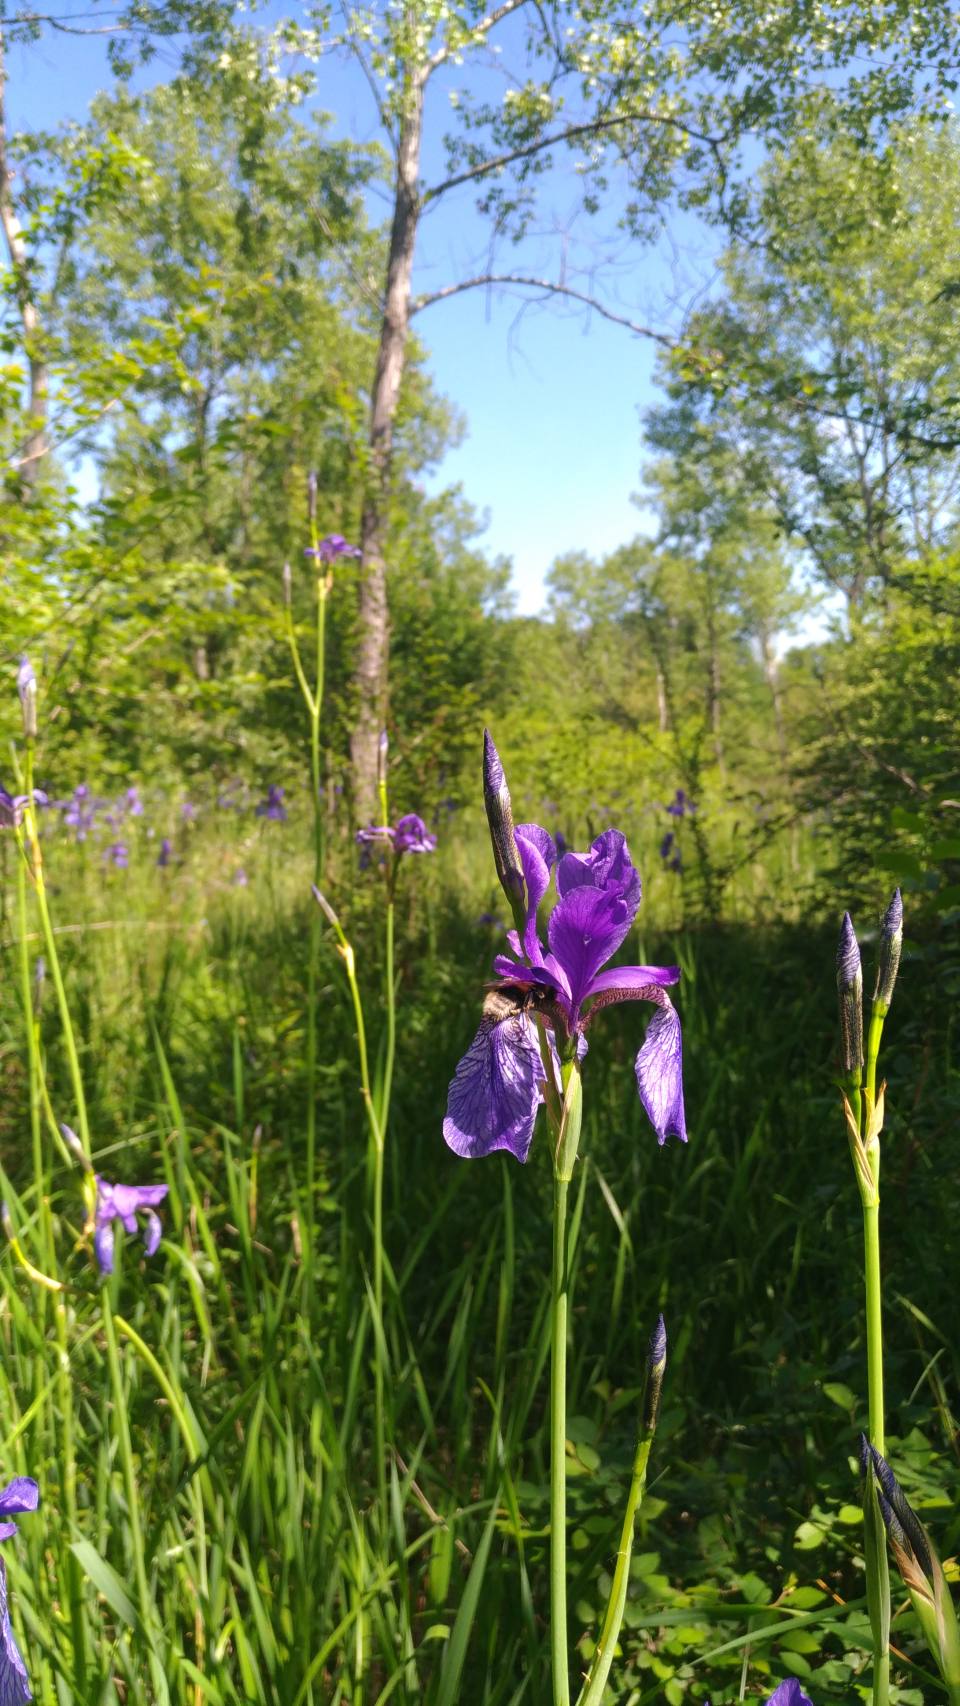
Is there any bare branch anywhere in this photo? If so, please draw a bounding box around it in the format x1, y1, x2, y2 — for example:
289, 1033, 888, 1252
425, 109, 725, 204
411, 270, 674, 343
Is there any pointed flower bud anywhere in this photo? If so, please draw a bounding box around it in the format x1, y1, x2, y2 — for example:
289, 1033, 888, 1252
873, 889, 903, 1012
482, 729, 524, 908
837, 911, 863, 1074
378, 729, 389, 791
643, 1312, 667, 1433
865, 1440, 960, 1691
282, 561, 292, 606
17, 656, 37, 740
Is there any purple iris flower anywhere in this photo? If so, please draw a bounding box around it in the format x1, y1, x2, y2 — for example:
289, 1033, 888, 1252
356, 814, 437, 856
93, 1176, 169, 1275
764, 1685, 814, 1706
156, 837, 173, 868
0, 1476, 39, 1705
305, 534, 361, 565
181, 800, 197, 823
255, 785, 288, 822
444, 823, 686, 1163
103, 842, 129, 869
665, 788, 695, 819
61, 784, 99, 841
122, 786, 144, 818
0, 787, 47, 829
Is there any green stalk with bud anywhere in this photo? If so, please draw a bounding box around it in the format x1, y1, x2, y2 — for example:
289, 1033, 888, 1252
837, 892, 903, 1706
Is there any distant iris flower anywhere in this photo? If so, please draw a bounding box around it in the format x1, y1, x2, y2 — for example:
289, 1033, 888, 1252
156, 837, 173, 868
94, 1177, 169, 1276
61, 784, 99, 841
255, 785, 288, 822
0, 1475, 39, 1705
104, 842, 129, 868
181, 800, 197, 823
356, 813, 437, 855
444, 824, 685, 1163
659, 831, 682, 873
665, 788, 695, 819
304, 534, 361, 565
0, 788, 46, 830
123, 786, 144, 818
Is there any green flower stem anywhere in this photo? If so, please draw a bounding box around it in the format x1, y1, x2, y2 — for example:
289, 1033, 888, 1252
576, 1431, 654, 1706
862, 1001, 889, 1706
21, 751, 91, 1162
550, 1168, 571, 1706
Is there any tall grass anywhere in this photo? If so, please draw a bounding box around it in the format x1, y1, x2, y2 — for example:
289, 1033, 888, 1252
0, 805, 957, 1702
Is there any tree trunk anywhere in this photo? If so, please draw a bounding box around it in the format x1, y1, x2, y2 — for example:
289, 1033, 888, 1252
759, 621, 787, 759
350, 78, 424, 821
704, 600, 726, 780
655, 663, 669, 732
0, 32, 49, 485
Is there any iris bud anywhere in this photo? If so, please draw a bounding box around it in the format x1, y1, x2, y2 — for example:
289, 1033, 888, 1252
643, 1313, 667, 1433
837, 912, 863, 1074
17, 656, 37, 740
873, 889, 903, 1013
482, 729, 524, 908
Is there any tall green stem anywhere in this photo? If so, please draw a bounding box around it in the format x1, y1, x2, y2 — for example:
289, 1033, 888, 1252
862, 1013, 889, 1706
102, 1287, 167, 1695
550, 1171, 570, 1706
576, 1432, 653, 1706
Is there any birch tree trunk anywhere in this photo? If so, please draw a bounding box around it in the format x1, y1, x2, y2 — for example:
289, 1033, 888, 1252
0, 32, 48, 486
350, 76, 424, 820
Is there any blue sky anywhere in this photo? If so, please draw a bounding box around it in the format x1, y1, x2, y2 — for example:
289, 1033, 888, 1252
6, 13, 723, 613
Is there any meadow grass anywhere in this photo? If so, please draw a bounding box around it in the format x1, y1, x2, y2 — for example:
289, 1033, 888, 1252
0, 810, 957, 1703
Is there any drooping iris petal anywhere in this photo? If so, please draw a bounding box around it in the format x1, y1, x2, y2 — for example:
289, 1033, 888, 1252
0, 1560, 30, 1704
142, 1211, 163, 1259
547, 885, 633, 1016
634, 990, 686, 1145
443, 1012, 544, 1162
93, 1220, 115, 1277
556, 829, 641, 919
514, 823, 556, 963
0, 1484, 38, 1525
93, 1178, 169, 1275
764, 1683, 814, 1706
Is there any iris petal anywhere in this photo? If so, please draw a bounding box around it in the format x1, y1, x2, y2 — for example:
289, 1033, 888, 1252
0, 1559, 31, 1704
547, 886, 632, 1015
443, 1012, 544, 1162
634, 992, 686, 1145
0, 1483, 38, 1522
514, 824, 556, 964
556, 829, 641, 918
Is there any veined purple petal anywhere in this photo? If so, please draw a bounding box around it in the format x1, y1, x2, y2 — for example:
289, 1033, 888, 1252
547, 885, 633, 1016
0, 1559, 30, 1703
443, 1012, 544, 1163
0, 1482, 38, 1523
585, 964, 681, 998
514, 823, 556, 962
556, 829, 641, 920
634, 990, 686, 1145
0, 1529, 16, 1545
764, 1683, 814, 1706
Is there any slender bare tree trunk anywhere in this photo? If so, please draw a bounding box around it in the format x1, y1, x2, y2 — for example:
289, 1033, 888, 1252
758, 621, 787, 759
655, 663, 669, 732
0, 31, 48, 485
350, 76, 424, 820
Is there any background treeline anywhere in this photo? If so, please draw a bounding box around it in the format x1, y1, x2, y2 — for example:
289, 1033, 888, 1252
3, 67, 959, 926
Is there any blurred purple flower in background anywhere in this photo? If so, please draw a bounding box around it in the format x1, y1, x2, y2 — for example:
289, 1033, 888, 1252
659, 831, 682, 873
305, 534, 361, 565
103, 842, 129, 869
665, 788, 695, 819
156, 837, 173, 868
181, 800, 197, 823
0, 1475, 38, 1704
93, 1176, 169, 1275
356, 813, 437, 857
256, 785, 288, 822
0, 787, 46, 830
233, 868, 249, 887
61, 784, 99, 841
122, 786, 144, 818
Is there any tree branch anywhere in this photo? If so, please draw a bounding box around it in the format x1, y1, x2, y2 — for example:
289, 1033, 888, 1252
425, 109, 725, 204
424, 0, 532, 77
410, 270, 674, 343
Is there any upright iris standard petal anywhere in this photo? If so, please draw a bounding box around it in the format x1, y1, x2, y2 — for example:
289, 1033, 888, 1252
634, 991, 686, 1145
556, 829, 641, 919
514, 823, 556, 962
443, 1011, 544, 1162
547, 885, 633, 1016
0, 1561, 30, 1704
